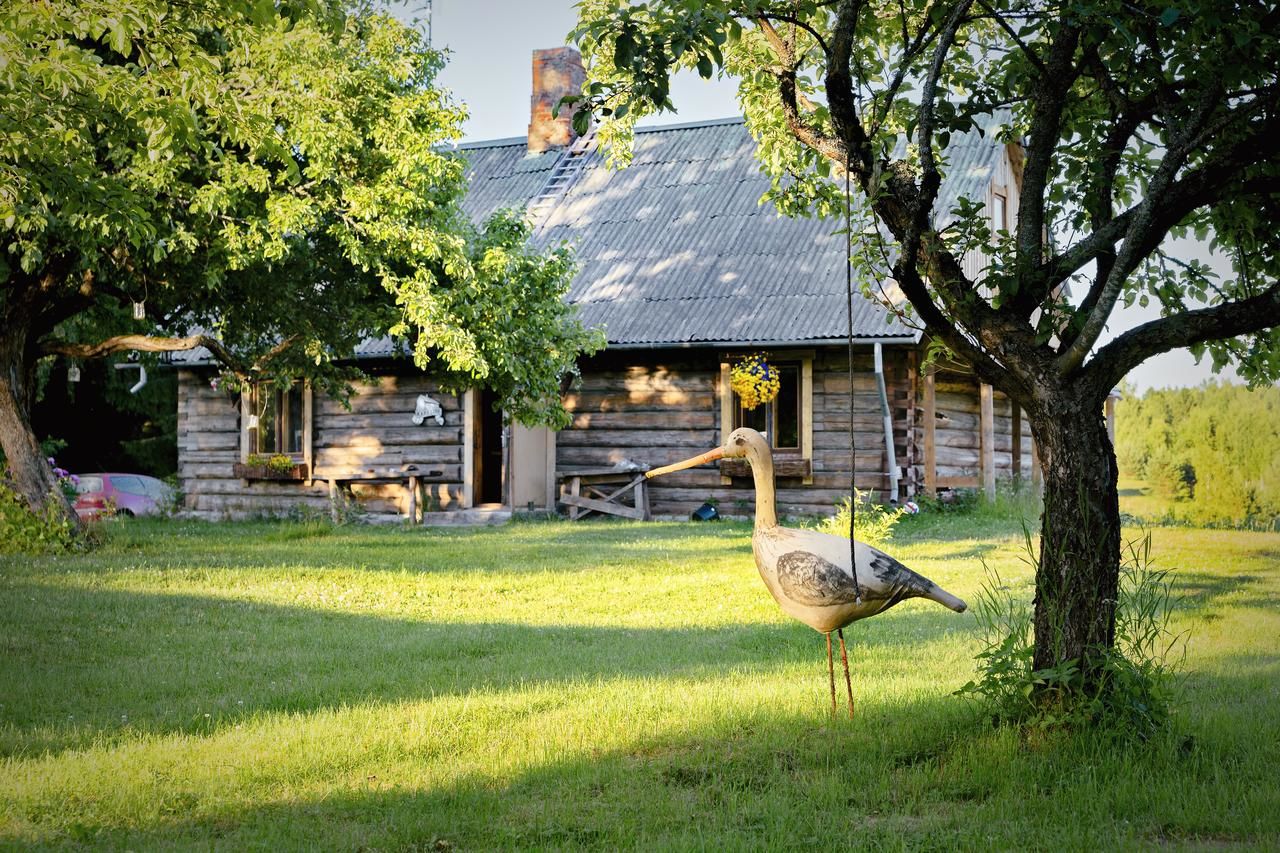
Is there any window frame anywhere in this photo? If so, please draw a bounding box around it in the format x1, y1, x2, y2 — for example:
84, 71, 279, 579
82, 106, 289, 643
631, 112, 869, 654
992, 188, 1008, 233
240, 379, 313, 479
719, 351, 813, 484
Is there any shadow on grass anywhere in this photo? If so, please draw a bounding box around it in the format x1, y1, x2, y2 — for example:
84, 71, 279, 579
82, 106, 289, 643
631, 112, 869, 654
46, 519, 757, 576
0, 580, 969, 759
1171, 570, 1280, 613
22, 666, 1278, 852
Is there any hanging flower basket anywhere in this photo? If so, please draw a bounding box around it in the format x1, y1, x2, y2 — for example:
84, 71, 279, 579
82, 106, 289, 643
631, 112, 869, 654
730, 353, 780, 410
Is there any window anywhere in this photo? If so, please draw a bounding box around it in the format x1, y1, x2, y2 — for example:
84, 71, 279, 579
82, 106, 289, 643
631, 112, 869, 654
249, 381, 305, 456
110, 475, 148, 496
240, 381, 312, 473
75, 476, 104, 495
719, 353, 813, 482
992, 190, 1008, 233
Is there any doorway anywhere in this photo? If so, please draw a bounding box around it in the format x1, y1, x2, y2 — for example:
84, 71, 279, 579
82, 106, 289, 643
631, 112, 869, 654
473, 388, 504, 505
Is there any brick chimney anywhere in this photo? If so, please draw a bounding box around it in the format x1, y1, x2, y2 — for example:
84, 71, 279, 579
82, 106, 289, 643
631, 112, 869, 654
528, 47, 586, 154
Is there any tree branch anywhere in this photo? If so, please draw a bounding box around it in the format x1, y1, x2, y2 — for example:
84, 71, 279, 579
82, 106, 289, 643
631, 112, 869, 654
755, 17, 849, 166
1056, 111, 1279, 374
823, 0, 874, 177
40, 334, 301, 377
1012, 21, 1082, 288
1083, 283, 1280, 396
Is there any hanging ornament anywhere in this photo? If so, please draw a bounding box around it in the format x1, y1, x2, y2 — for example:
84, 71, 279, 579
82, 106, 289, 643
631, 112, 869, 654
247, 414, 260, 429
132, 300, 146, 320
68, 365, 81, 383
729, 352, 781, 410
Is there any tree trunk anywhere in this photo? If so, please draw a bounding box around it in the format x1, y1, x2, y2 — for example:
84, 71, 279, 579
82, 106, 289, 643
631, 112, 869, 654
0, 324, 76, 523
1027, 389, 1121, 679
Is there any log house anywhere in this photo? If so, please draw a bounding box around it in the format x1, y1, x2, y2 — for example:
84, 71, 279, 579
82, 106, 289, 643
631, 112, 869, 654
172, 48, 1030, 520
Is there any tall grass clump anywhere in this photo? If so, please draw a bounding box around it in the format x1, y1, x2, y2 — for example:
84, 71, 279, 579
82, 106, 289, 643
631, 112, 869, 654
958, 526, 1185, 739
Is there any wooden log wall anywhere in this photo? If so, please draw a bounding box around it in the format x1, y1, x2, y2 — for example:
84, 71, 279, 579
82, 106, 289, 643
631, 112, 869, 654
558, 347, 915, 520
177, 370, 466, 518
913, 366, 1033, 492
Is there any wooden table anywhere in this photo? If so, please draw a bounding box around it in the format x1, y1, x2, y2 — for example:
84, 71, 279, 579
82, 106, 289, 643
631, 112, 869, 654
556, 465, 651, 521
315, 464, 446, 524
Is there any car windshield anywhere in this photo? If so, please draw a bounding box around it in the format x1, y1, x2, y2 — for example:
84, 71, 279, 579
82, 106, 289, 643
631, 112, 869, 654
75, 477, 104, 494
111, 476, 148, 496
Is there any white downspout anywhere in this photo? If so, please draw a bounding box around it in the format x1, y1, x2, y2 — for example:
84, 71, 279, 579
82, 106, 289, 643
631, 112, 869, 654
873, 343, 900, 502
115, 362, 147, 394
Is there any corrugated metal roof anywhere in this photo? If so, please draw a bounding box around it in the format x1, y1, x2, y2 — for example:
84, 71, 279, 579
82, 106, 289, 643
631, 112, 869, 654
457, 141, 559, 224
506, 118, 1003, 345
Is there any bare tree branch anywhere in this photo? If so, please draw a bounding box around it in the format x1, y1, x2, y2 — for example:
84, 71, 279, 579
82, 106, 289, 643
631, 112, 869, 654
1013, 21, 1082, 285
40, 333, 301, 377
1083, 283, 1280, 396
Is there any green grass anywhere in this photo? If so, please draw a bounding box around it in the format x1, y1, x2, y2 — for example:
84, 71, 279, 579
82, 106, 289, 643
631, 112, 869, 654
1119, 475, 1179, 521
2, 514, 1278, 850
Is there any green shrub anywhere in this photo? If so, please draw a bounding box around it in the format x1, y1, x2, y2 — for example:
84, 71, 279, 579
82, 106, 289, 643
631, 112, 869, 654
811, 490, 905, 546
0, 483, 81, 554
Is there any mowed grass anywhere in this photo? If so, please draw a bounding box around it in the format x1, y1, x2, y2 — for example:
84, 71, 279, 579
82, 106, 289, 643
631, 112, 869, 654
1, 514, 1278, 850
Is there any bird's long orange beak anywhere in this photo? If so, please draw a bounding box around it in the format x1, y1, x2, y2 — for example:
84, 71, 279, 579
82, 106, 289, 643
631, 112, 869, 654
645, 446, 725, 479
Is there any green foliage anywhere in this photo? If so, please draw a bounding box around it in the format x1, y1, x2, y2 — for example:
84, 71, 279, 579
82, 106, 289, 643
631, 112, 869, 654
1116, 383, 1280, 528
572, 0, 1280, 385
811, 491, 905, 546
2, 0, 600, 440
396, 209, 606, 428
0, 482, 78, 554
245, 453, 298, 475
958, 529, 1185, 739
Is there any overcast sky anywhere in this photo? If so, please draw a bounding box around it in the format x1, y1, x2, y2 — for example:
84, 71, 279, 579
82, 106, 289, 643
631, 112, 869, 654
393, 0, 1249, 393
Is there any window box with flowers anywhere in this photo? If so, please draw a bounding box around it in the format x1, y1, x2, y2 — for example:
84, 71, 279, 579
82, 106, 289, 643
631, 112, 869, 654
233, 454, 309, 481
719, 351, 814, 482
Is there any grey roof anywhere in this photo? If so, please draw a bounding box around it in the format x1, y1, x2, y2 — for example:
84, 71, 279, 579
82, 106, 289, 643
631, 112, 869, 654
457, 138, 560, 224
460, 117, 1004, 347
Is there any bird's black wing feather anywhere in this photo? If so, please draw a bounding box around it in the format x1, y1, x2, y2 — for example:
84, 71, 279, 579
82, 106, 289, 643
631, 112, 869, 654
776, 551, 863, 606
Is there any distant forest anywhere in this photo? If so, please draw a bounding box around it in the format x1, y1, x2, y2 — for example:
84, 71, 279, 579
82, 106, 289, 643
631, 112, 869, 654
1115, 382, 1280, 529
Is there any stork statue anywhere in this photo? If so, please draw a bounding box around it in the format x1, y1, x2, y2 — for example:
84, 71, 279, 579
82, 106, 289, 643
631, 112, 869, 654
646, 427, 967, 718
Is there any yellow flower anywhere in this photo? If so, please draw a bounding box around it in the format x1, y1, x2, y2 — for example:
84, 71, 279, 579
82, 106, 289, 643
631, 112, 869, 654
730, 353, 780, 410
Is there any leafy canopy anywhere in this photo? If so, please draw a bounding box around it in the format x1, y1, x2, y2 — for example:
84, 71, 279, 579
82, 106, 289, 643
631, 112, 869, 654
572, 0, 1280, 398
2, 0, 601, 426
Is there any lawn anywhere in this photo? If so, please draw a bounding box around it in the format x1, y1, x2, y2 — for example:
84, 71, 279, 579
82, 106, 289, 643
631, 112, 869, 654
1, 512, 1278, 849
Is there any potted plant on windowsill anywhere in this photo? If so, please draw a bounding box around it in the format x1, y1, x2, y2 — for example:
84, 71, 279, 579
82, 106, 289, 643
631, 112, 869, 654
233, 453, 308, 481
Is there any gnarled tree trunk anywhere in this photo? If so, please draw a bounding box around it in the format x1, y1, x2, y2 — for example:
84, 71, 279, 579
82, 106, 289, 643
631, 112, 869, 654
1026, 386, 1121, 677
0, 321, 76, 524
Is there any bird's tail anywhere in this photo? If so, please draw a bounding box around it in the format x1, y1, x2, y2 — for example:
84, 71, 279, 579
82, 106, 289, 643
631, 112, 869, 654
928, 585, 968, 613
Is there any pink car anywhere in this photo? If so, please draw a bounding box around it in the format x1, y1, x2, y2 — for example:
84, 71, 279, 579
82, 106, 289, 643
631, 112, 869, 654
73, 473, 173, 519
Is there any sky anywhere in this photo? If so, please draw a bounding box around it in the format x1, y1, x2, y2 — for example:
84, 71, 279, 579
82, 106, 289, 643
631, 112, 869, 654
392, 0, 1248, 393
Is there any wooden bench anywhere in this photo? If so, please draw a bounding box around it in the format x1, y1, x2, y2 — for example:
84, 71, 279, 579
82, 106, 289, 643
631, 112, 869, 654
556, 465, 651, 521
314, 463, 448, 524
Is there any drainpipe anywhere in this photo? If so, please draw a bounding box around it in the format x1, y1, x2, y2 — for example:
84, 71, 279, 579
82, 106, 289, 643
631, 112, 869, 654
873, 343, 900, 502
115, 362, 147, 394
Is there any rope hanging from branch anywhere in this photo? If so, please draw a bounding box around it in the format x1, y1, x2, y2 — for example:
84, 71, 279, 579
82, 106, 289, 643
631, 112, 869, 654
845, 153, 862, 605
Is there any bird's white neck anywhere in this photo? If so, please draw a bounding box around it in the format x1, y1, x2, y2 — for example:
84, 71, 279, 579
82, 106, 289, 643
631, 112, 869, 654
745, 440, 778, 531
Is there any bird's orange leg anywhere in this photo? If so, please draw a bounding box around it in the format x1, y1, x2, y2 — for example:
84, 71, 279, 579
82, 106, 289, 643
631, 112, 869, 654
838, 628, 854, 719
826, 632, 837, 718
